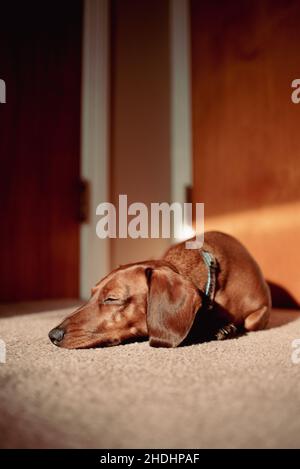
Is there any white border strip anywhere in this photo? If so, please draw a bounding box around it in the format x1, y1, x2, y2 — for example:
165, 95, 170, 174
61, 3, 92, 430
80, 0, 110, 299
170, 0, 192, 205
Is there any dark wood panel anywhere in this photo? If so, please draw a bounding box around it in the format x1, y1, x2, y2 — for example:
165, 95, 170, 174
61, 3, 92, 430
0, 1, 82, 301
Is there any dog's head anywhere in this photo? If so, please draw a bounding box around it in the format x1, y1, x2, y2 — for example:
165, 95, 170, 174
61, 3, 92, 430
49, 262, 202, 348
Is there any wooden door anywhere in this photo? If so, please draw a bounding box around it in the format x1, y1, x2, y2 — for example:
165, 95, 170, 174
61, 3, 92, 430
0, 1, 82, 301
191, 0, 300, 303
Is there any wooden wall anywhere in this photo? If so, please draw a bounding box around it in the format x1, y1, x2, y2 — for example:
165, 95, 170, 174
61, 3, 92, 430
191, 0, 300, 302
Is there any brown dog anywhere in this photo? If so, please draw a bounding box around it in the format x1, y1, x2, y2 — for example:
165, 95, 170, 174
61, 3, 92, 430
49, 231, 271, 348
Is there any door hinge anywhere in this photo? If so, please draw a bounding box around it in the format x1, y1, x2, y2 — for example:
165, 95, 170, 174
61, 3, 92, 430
78, 179, 90, 223
185, 184, 193, 204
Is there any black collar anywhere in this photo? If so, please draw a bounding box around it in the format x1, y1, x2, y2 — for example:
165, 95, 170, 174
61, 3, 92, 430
200, 250, 218, 309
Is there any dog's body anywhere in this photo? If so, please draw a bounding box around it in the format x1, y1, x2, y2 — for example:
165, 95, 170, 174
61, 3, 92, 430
49, 231, 271, 349
165, 231, 271, 334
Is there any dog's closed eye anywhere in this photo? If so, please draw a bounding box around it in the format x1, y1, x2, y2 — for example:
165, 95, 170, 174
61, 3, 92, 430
104, 297, 119, 303
102, 296, 131, 306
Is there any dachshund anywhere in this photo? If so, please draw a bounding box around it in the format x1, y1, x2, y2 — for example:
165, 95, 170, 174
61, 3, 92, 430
49, 231, 271, 348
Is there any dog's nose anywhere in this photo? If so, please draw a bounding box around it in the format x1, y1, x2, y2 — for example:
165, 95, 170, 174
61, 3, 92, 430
49, 327, 65, 343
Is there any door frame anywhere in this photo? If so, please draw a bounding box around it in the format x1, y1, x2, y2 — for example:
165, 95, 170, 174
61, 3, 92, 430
80, 0, 110, 299
170, 0, 192, 207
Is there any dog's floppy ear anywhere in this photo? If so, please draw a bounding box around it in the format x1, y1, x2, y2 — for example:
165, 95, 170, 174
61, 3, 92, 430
145, 266, 201, 347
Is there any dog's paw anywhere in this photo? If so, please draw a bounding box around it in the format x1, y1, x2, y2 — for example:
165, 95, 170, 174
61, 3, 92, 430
215, 323, 238, 340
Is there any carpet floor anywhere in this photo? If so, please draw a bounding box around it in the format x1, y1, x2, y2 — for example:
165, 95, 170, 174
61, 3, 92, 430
0, 306, 300, 449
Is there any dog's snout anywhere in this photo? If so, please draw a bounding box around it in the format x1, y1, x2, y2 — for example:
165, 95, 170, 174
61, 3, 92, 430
49, 327, 65, 344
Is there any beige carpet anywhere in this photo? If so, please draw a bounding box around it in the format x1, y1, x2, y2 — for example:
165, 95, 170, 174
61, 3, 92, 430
0, 306, 300, 449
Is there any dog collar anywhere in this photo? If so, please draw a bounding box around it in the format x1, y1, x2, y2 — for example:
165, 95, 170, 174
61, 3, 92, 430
201, 250, 218, 309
